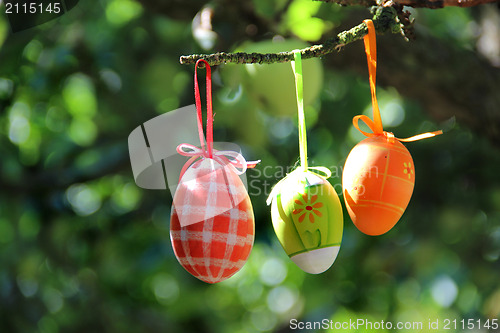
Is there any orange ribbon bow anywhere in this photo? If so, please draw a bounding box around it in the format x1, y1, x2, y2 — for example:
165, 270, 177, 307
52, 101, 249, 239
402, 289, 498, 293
353, 19, 443, 142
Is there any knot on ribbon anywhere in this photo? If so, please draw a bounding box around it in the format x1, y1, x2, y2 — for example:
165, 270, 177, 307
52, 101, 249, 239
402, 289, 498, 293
177, 143, 259, 181
353, 115, 443, 143
266, 166, 332, 206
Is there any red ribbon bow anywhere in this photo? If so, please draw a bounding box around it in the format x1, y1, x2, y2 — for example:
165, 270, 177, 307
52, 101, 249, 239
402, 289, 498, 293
177, 59, 259, 181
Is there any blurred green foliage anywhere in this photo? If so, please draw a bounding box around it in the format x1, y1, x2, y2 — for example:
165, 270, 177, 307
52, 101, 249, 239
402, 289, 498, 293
1, 1, 500, 333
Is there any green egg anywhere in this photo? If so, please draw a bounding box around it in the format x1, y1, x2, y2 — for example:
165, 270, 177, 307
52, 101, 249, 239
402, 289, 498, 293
270, 169, 343, 274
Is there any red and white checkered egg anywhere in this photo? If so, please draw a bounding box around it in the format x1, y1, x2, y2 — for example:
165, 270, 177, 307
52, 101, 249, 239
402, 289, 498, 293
170, 158, 255, 283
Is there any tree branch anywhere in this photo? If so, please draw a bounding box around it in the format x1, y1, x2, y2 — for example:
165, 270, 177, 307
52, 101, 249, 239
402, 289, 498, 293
313, 0, 377, 6
315, 0, 499, 8
179, 6, 399, 66
394, 0, 499, 8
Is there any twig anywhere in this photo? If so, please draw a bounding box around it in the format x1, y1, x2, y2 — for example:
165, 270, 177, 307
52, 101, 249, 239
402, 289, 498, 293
315, 0, 498, 7
313, 0, 377, 6
394, 0, 499, 8
180, 7, 398, 66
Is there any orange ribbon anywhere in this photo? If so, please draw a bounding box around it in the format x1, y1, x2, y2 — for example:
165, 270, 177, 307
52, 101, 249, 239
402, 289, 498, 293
353, 19, 442, 142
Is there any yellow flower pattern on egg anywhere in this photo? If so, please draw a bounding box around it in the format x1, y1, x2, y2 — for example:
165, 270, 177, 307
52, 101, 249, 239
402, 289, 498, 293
403, 162, 413, 180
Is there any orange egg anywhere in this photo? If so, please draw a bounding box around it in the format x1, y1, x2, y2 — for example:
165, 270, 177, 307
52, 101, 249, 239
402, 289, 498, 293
342, 135, 415, 236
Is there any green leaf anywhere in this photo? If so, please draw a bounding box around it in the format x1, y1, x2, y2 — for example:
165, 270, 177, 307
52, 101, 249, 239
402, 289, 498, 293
105, 0, 143, 27
62, 74, 97, 118
291, 17, 327, 41
285, 0, 329, 41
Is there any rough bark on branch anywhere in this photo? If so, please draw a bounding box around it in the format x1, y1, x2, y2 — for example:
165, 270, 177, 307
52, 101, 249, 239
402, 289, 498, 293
315, 0, 499, 8
313, 0, 377, 6
179, 7, 399, 66
394, 0, 499, 8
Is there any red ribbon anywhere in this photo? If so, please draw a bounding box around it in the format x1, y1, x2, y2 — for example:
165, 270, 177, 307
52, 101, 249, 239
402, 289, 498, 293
354, 20, 442, 142
194, 59, 213, 158
177, 59, 259, 181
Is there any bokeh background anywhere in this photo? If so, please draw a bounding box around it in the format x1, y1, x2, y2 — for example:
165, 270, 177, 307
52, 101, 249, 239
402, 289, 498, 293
1, 0, 500, 332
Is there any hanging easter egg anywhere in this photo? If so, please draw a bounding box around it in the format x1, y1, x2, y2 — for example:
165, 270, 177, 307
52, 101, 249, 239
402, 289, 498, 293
342, 135, 415, 236
170, 157, 255, 284
342, 19, 442, 236
169, 59, 259, 283
266, 51, 343, 274
269, 169, 343, 274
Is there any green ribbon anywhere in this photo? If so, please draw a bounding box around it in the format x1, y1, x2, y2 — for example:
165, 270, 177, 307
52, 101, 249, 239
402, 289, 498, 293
291, 50, 308, 170
266, 50, 332, 206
